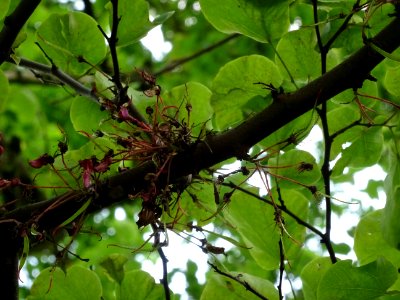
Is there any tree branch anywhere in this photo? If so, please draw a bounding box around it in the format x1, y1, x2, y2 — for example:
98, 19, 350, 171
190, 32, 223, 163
154, 34, 239, 76
0, 221, 20, 300
0, 0, 41, 65
16, 57, 98, 102
8, 57, 147, 124
2, 17, 400, 239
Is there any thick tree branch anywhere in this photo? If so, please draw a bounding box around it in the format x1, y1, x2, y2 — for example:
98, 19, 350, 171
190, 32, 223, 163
0, 0, 41, 65
2, 17, 400, 236
0, 221, 20, 300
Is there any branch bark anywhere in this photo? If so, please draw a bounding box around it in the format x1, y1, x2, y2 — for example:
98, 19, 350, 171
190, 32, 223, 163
0, 221, 21, 300
2, 17, 400, 237
0, 0, 41, 65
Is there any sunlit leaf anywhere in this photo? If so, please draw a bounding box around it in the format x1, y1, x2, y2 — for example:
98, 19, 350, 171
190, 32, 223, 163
224, 187, 308, 270
211, 55, 282, 130
317, 258, 397, 300
268, 149, 321, 190
70, 96, 122, 136
301, 257, 333, 300
119, 270, 165, 300
385, 66, 400, 96
382, 150, 400, 249
161, 182, 217, 229
332, 126, 383, 177
109, 0, 174, 47
99, 253, 128, 284
28, 266, 102, 300
200, 272, 279, 300
200, 0, 290, 42
163, 81, 213, 136
355, 210, 400, 266
275, 28, 321, 84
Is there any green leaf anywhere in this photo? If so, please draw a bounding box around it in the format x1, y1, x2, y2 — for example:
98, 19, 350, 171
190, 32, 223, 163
18, 233, 29, 273
258, 110, 316, 150
70, 96, 112, 135
363, 179, 383, 199
199, 0, 291, 42
382, 151, 400, 249
384, 65, 400, 96
0, 0, 10, 21
326, 104, 360, 159
161, 182, 217, 229
37, 12, 107, 76
163, 82, 213, 136
300, 257, 333, 300
110, 0, 174, 47
275, 28, 321, 84
99, 253, 128, 284
224, 188, 308, 270
0, 69, 9, 111
119, 270, 164, 300
268, 149, 321, 189
28, 266, 102, 300
332, 125, 383, 177
317, 258, 398, 300
200, 272, 279, 300
354, 210, 400, 266
211, 55, 282, 130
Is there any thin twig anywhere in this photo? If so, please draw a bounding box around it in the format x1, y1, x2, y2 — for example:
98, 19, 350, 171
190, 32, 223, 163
157, 246, 170, 300
312, 0, 337, 264
317, 106, 337, 263
108, 0, 123, 92
312, 0, 326, 73
16, 57, 98, 102
10, 57, 148, 124
97, 2, 147, 121
208, 262, 270, 300
151, 223, 170, 300
277, 239, 285, 300
155, 34, 240, 76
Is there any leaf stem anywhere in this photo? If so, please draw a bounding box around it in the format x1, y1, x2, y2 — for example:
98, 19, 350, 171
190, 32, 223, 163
151, 223, 171, 300
278, 238, 285, 300
208, 262, 269, 300
155, 34, 239, 76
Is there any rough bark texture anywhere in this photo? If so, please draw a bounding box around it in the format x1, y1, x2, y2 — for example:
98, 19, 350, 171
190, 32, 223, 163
0, 222, 20, 300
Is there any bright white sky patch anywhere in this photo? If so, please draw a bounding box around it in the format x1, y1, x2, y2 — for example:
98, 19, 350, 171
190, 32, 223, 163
114, 207, 127, 220
141, 25, 172, 61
